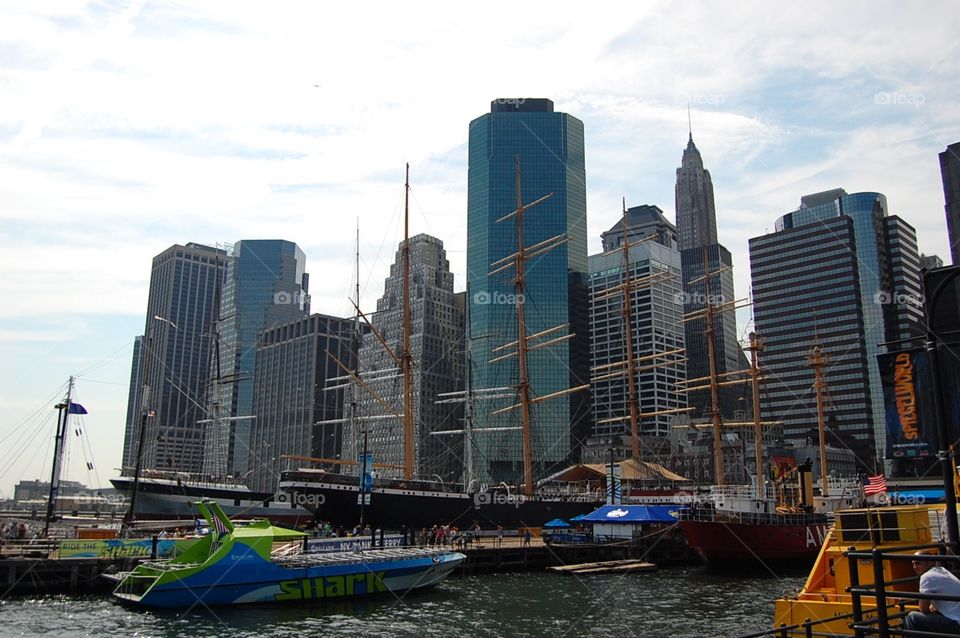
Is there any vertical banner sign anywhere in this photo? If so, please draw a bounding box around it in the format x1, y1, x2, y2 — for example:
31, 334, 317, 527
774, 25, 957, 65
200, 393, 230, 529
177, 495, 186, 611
358, 452, 373, 506
878, 348, 935, 459
606, 464, 622, 505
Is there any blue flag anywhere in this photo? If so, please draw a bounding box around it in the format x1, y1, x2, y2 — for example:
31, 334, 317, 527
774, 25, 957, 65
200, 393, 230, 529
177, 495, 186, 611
68, 403, 88, 415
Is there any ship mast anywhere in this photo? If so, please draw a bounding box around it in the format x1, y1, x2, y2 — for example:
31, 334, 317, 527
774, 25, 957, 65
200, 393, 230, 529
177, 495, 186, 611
402, 163, 414, 481
746, 332, 764, 486
703, 253, 724, 486
808, 344, 830, 496
620, 199, 642, 461
487, 156, 588, 497
45, 377, 74, 537
513, 158, 535, 497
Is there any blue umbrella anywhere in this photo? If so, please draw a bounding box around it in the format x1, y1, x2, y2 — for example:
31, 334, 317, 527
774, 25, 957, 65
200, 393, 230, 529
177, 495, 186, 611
544, 518, 571, 528
569, 514, 587, 522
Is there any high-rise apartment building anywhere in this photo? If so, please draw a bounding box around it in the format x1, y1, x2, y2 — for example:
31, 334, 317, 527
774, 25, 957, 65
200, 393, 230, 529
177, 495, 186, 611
939, 142, 960, 266
674, 135, 745, 420
749, 189, 924, 469
203, 239, 309, 480
248, 314, 354, 492
123, 243, 227, 475
466, 98, 591, 483
341, 234, 464, 482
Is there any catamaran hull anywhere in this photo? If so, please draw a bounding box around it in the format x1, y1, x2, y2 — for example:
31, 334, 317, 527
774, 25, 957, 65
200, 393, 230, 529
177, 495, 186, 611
114, 551, 465, 608
110, 477, 311, 525
279, 479, 602, 529
678, 519, 831, 566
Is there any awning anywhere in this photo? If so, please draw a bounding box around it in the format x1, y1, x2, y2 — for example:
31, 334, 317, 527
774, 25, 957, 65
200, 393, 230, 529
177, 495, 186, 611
580, 504, 681, 523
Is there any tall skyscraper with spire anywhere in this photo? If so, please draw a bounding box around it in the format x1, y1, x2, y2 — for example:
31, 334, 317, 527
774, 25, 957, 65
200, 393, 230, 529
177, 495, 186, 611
674, 130, 747, 425
676, 131, 718, 251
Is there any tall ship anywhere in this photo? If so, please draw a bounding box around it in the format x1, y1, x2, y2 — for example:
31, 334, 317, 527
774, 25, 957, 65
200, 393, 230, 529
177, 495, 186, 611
110, 472, 309, 525
279, 163, 606, 530
677, 318, 861, 565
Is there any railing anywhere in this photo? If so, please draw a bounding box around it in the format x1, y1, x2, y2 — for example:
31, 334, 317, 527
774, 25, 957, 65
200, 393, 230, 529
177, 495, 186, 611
0, 538, 61, 558
736, 542, 960, 638
846, 543, 960, 637
679, 506, 828, 527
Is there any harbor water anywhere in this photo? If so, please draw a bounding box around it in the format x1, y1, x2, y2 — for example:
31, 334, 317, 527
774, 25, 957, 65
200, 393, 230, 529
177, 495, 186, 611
1, 566, 805, 637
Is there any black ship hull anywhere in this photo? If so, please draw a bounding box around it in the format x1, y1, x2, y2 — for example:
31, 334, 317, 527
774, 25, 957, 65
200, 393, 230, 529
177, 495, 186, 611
110, 476, 311, 524
280, 475, 602, 530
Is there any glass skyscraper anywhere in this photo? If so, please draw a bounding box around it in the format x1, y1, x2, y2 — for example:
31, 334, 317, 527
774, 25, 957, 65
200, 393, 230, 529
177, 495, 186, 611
466, 98, 590, 484
203, 239, 309, 480
749, 189, 923, 471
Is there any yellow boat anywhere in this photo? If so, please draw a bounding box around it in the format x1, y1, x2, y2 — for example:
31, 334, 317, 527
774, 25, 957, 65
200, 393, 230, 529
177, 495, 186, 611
772, 504, 953, 636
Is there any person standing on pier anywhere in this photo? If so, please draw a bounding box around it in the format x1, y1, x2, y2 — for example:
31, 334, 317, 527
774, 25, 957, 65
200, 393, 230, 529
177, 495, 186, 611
904, 552, 960, 633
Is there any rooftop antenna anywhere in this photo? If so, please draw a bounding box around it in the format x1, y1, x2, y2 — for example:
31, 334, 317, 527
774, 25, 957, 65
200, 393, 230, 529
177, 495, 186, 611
687, 104, 692, 142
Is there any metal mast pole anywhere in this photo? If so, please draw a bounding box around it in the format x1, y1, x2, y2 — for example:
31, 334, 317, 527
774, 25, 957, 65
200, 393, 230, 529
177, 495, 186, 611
45, 376, 74, 537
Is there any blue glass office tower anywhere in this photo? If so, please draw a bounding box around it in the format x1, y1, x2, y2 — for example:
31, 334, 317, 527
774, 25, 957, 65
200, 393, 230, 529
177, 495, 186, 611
749, 189, 923, 471
203, 240, 309, 480
467, 98, 590, 484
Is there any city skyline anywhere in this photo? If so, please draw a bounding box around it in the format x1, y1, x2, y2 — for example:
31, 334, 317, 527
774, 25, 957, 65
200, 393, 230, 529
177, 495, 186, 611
1, 2, 957, 497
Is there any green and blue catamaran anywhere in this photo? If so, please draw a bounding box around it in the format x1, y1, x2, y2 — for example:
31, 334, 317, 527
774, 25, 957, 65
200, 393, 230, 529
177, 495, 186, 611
111, 501, 465, 608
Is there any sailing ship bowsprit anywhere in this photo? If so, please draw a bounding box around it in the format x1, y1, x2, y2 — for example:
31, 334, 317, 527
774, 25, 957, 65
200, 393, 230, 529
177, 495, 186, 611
278, 163, 604, 529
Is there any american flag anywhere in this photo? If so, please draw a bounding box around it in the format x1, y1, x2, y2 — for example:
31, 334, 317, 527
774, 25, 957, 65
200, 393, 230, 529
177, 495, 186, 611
212, 513, 230, 536
864, 474, 888, 496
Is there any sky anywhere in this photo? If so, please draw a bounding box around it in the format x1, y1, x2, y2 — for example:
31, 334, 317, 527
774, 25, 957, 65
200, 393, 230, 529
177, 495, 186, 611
0, 1, 957, 498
